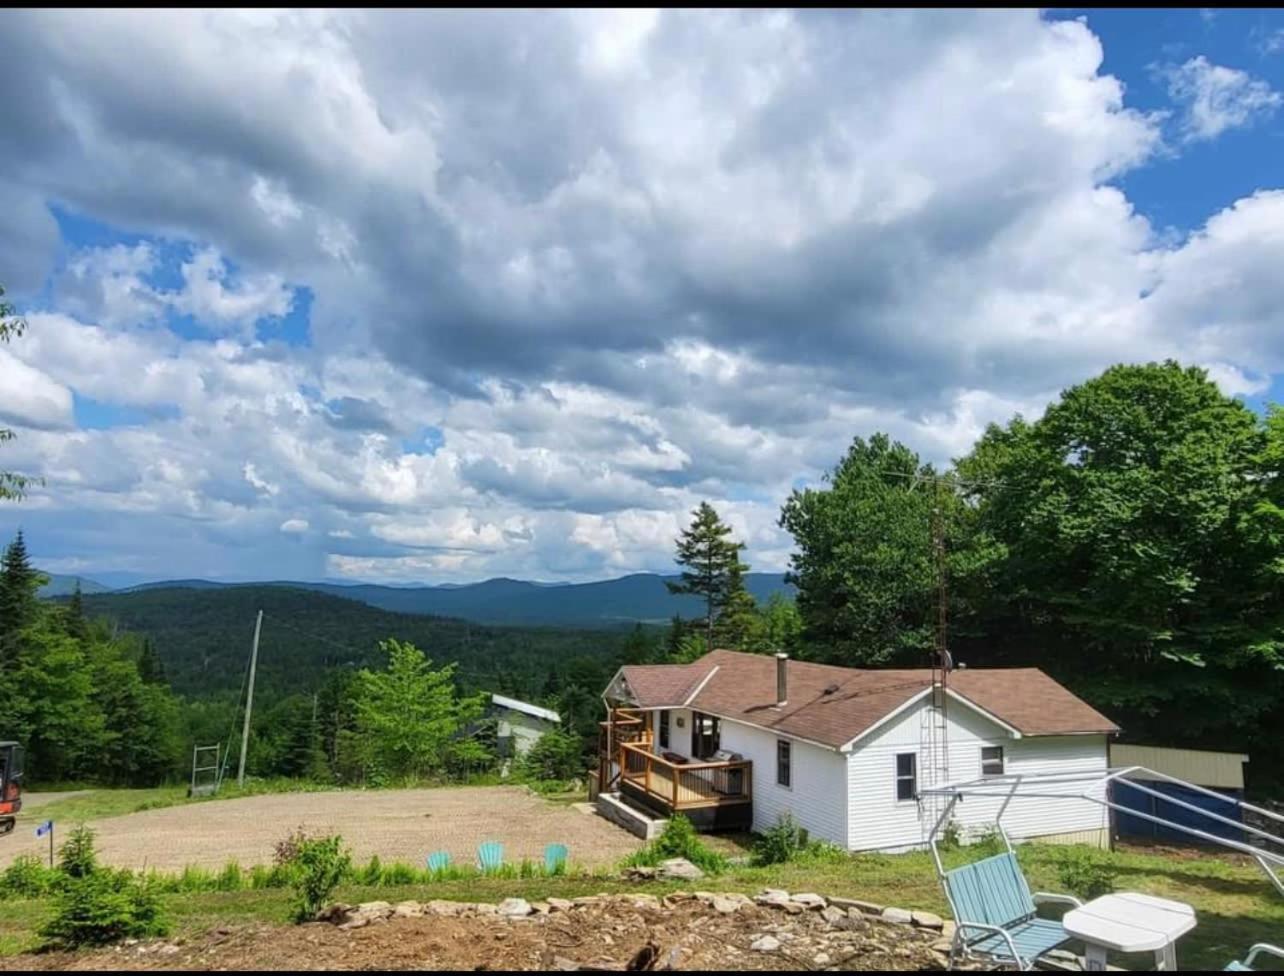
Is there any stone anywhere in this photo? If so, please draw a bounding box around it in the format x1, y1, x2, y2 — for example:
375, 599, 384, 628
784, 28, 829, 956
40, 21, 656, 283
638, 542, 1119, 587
425, 900, 464, 916
813, 952, 832, 966
820, 905, 847, 926
711, 895, 743, 914
658, 857, 705, 881
941, 920, 957, 939
546, 897, 574, 912
911, 910, 944, 930
827, 896, 885, 915
572, 895, 602, 907
531, 901, 551, 915
755, 889, 792, 908
930, 938, 954, 954
626, 866, 657, 879
626, 894, 661, 911
393, 901, 423, 918
750, 935, 781, 953
781, 901, 805, 915
791, 892, 826, 910
474, 903, 497, 915
356, 900, 393, 917
881, 906, 914, 925
497, 898, 532, 917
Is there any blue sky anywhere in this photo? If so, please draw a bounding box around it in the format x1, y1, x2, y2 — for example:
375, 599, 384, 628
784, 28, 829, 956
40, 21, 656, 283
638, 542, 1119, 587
2, 9, 1284, 585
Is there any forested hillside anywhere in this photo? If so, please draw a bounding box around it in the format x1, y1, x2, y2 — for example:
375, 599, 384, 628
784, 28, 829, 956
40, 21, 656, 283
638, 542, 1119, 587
77, 586, 640, 702
117, 572, 794, 627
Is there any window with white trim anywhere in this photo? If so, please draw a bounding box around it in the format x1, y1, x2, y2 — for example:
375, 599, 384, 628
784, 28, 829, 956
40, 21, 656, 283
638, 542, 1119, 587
776, 739, 791, 787
981, 745, 1004, 777
658, 710, 670, 749
895, 752, 917, 801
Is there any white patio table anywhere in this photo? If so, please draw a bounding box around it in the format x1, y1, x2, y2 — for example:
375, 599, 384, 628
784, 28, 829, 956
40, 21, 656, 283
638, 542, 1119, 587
1062, 891, 1196, 971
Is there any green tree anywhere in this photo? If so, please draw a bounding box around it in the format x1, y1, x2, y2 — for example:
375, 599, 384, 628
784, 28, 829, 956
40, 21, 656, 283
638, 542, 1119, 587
958, 361, 1282, 746
666, 501, 749, 648
518, 728, 584, 781
0, 285, 32, 502
779, 434, 978, 665
351, 639, 485, 782
0, 531, 44, 662
713, 562, 759, 649
65, 582, 89, 641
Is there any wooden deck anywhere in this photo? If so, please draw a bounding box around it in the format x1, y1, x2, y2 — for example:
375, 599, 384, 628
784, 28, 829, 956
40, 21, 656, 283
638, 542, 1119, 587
617, 741, 752, 814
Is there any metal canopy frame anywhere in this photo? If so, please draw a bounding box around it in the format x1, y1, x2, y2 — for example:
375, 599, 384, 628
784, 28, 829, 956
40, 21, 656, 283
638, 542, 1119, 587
921, 765, 1284, 898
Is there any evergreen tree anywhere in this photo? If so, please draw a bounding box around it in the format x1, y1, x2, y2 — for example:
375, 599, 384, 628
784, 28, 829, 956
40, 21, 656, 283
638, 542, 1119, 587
0, 531, 43, 661
666, 502, 749, 649
713, 562, 759, 649
136, 638, 167, 686
65, 582, 89, 641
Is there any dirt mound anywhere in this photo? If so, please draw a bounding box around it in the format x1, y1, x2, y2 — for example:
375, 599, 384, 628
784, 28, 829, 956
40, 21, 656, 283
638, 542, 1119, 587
17, 893, 949, 971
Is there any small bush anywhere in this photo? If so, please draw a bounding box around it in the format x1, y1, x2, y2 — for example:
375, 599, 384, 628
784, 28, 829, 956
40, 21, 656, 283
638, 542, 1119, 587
58, 825, 98, 879
216, 862, 244, 892
751, 813, 810, 866
285, 834, 352, 923
519, 729, 584, 782
357, 855, 383, 886
0, 853, 58, 900
622, 815, 728, 875
40, 830, 169, 949
938, 819, 963, 851
1053, 846, 1117, 901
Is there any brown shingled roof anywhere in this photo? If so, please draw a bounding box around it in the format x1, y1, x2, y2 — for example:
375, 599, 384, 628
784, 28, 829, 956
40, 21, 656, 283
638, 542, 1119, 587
616, 650, 1118, 749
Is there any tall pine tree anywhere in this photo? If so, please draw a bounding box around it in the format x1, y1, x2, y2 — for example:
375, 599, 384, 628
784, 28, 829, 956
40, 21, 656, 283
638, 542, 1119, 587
0, 531, 43, 664
666, 502, 749, 650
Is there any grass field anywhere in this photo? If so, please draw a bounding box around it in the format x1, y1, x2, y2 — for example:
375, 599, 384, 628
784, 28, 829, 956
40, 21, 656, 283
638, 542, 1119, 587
2, 836, 1280, 969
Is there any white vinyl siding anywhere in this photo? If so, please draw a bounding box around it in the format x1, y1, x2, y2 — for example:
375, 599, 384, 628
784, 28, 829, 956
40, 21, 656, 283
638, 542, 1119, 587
717, 720, 848, 847
846, 696, 1109, 851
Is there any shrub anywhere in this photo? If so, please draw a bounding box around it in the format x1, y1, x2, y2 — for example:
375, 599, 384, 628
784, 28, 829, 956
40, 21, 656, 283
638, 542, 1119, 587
751, 813, 810, 866
938, 819, 963, 851
0, 853, 58, 900
286, 834, 352, 923
58, 825, 98, 879
519, 729, 584, 782
622, 815, 728, 875
216, 862, 244, 892
1053, 847, 1117, 901
357, 855, 383, 886
40, 832, 169, 949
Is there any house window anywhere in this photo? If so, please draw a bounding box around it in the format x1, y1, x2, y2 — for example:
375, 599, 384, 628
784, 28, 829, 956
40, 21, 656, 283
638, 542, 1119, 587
981, 745, 1004, 777
895, 753, 917, 801
691, 711, 720, 759
776, 739, 791, 787
659, 710, 670, 749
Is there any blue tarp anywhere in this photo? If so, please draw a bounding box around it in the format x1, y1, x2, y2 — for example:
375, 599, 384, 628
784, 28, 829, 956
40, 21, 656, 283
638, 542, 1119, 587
1111, 778, 1245, 843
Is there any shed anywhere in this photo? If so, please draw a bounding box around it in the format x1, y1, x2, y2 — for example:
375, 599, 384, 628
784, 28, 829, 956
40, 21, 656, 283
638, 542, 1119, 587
1109, 744, 1249, 843
490, 694, 562, 759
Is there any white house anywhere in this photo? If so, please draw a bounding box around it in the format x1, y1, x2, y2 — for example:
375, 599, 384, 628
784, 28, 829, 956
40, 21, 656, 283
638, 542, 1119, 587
597, 650, 1118, 850
491, 693, 562, 759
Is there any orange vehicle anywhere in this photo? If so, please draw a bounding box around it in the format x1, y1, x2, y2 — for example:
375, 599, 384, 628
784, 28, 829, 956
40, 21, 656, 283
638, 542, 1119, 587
0, 742, 22, 836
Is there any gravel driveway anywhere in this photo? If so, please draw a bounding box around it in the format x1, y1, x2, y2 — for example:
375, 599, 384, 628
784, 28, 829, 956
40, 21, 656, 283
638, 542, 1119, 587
0, 787, 642, 872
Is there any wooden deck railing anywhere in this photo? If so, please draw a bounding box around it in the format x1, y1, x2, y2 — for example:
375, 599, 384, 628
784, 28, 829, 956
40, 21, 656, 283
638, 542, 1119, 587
619, 741, 752, 811
598, 708, 653, 789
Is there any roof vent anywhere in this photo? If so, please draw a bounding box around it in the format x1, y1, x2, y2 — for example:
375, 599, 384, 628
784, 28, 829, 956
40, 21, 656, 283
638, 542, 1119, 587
823, 683, 840, 696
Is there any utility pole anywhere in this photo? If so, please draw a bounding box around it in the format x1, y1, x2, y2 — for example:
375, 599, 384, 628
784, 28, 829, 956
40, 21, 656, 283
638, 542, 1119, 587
237, 610, 263, 788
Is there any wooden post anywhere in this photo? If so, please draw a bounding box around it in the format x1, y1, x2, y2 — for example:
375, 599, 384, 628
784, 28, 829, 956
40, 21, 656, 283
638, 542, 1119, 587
672, 762, 680, 810
644, 753, 652, 798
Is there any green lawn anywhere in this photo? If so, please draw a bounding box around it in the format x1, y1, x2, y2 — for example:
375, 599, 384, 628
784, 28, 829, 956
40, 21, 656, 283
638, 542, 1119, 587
2, 841, 1279, 969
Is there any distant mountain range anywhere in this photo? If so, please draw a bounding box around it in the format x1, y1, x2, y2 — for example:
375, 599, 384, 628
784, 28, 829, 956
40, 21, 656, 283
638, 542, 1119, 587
40, 571, 794, 628
36, 573, 114, 597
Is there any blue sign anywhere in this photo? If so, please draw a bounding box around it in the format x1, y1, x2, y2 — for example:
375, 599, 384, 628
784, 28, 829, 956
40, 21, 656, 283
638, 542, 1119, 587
35, 820, 52, 837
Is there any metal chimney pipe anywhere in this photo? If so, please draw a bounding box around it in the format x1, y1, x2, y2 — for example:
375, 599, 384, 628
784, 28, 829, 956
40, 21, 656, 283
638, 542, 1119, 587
776, 652, 788, 706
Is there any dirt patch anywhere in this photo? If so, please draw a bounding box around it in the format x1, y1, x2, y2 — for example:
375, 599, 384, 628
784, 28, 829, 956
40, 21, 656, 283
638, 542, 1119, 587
15, 896, 948, 971
0, 787, 642, 872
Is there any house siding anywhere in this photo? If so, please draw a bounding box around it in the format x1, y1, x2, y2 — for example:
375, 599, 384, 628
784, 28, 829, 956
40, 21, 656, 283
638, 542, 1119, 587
846, 697, 1109, 851
645, 708, 847, 846
495, 708, 557, 758
719, 720, 848, 846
